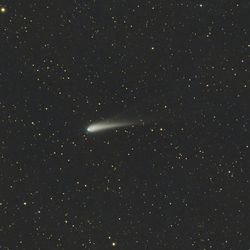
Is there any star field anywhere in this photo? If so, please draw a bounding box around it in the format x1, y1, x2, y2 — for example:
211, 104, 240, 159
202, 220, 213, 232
1, 1, 250, 249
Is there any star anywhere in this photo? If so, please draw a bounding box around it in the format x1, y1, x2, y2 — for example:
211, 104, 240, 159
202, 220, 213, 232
0, 7, 6, 13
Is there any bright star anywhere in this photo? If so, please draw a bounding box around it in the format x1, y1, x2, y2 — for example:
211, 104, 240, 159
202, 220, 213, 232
1, 7, 6, 13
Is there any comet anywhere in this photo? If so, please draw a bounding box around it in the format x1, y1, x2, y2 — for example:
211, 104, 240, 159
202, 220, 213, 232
86, 104, 172, 134
87, 120, 135, 133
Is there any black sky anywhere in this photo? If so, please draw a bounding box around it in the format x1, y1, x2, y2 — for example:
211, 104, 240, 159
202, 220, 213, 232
1, 1, 250, 249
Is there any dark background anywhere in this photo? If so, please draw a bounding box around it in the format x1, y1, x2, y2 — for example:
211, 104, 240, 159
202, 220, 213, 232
1, 0, 250, 249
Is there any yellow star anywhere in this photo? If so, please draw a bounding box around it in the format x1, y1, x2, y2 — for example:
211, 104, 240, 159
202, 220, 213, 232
1, 7, 7, 13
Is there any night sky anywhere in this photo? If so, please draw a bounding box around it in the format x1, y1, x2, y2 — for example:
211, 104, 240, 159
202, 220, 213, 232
1, 1, 250, 249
